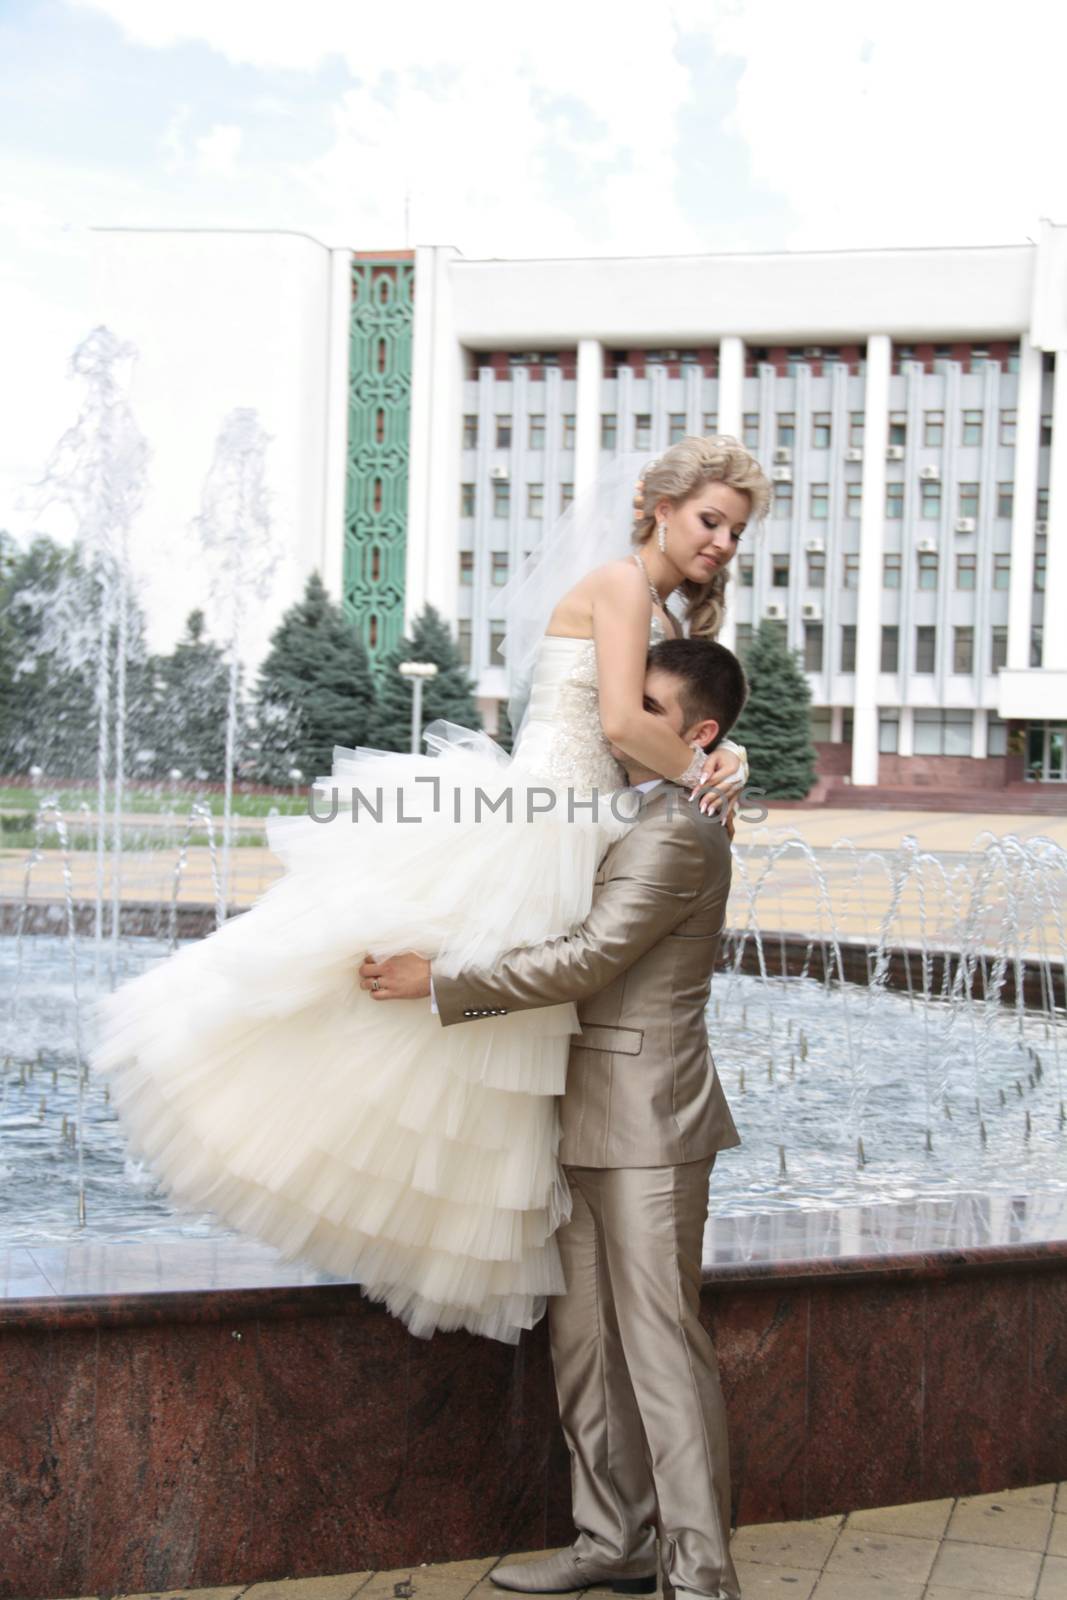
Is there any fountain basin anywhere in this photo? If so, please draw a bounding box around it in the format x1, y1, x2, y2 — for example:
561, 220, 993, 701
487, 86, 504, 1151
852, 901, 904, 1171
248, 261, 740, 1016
1, 1209, 1065, 1600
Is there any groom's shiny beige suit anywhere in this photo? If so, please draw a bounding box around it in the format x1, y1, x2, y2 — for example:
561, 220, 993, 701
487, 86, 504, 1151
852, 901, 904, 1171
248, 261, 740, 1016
432, 780, 742, 1600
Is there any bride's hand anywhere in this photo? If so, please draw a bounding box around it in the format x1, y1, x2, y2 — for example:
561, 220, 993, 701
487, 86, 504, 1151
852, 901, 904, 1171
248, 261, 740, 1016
687, 745, 745, 819
358, 952, 432, 1000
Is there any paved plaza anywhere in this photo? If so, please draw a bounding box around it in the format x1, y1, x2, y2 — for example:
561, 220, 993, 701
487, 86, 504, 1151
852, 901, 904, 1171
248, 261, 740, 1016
58, 1482, 1067, 1600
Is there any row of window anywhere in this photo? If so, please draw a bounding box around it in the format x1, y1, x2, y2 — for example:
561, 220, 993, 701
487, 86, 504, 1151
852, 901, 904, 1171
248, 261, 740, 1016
741, 621, 1041, 676
810, 707, 1011, 757
460, 481, 575, 518
464, 409, 1055, 454
739, 546, 1047, 591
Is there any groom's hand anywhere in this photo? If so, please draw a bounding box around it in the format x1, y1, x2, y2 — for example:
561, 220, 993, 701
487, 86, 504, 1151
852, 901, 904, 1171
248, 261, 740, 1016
358, 952, 432, 1000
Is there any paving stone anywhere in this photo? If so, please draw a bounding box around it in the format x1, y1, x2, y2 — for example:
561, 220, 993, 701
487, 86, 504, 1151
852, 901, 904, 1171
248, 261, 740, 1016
844, 1498, 955, 1542
928, 1537, 1044, 1596
1038, 1553, 1067, 1599
809, 1572, 924, 1599
946, 1490, 1054, 1552
824, 1529, 938, 1585
1050, 1518, 1067, 1558
729, 1515, 844, 1571
730, 1559, 817, 1599
243, 1574, 373, 1600
355, 1558, 499, 1600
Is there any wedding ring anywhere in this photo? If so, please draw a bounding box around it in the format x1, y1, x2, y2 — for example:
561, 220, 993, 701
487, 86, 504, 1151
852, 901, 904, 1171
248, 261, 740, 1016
371, 978, 380, 992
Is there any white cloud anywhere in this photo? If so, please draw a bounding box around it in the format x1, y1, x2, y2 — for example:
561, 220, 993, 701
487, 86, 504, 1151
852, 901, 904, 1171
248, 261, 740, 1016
194, 123, 243, 177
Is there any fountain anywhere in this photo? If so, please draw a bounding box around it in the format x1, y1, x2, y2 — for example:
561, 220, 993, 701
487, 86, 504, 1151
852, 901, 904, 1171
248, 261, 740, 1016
0, 332, 1064, 1599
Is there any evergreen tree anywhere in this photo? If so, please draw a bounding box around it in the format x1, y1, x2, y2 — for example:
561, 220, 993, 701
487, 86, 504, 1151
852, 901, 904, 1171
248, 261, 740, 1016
367, 604, 482, 751
252, 571, 377, 782
493, 700, 514, 755
151, 609, 237, 782
732, 619, 817, 800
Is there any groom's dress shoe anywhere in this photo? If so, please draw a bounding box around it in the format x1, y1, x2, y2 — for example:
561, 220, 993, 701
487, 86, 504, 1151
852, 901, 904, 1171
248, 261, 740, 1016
490, 1549, 656, 1594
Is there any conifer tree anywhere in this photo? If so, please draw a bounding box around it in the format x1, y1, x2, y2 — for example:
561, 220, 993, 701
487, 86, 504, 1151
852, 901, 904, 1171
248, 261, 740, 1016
732, 619, 817, 799
152, 610, 236, 782
367, 604, 481, 751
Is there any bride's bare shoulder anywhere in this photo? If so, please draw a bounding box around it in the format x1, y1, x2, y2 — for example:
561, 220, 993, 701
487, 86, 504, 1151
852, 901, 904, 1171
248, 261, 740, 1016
586, 557, 650, 604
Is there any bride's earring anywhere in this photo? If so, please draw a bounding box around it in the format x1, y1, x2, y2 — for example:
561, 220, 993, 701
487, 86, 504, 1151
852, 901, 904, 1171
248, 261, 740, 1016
657, 521, 668, 554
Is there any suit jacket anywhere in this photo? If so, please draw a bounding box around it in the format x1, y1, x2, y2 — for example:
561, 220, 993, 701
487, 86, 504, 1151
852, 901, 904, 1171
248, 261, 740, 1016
431, 781, 741, 1168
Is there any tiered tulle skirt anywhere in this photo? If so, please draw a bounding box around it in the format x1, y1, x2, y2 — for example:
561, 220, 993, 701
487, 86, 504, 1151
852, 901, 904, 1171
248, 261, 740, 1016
89, 724, 632, 1342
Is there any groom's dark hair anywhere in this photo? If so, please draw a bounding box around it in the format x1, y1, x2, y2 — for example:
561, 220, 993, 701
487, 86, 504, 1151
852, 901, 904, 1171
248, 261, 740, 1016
646, 637, 748, 750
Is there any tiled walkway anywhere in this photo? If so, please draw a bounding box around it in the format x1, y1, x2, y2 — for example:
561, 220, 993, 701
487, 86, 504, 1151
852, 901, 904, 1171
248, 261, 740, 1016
70, 1482, 1067, 1600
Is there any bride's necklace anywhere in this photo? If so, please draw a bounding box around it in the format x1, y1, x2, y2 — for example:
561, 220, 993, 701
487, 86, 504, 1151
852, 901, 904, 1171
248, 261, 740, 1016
631, 550, 667, 610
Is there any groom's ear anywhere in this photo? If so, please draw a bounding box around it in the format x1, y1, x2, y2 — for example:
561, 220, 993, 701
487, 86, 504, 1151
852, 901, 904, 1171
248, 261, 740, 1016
686, 716, 721, 751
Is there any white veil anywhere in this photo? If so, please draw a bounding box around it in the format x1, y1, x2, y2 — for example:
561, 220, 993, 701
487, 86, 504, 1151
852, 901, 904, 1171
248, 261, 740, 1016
489, 450, 680, 736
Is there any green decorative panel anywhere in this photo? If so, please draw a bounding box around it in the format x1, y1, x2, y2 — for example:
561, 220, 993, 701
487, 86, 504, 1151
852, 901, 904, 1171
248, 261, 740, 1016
342, 256, 415, 667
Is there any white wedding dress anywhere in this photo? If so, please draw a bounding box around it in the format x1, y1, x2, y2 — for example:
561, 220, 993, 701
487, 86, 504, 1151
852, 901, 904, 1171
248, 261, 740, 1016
89, 615, 667, 1344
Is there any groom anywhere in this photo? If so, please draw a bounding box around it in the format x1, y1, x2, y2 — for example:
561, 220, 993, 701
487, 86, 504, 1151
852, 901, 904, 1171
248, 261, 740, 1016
358, 636, 747, 1600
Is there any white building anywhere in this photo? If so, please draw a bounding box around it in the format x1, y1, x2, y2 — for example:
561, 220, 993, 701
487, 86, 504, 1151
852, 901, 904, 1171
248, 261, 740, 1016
88, 222, 1067, 792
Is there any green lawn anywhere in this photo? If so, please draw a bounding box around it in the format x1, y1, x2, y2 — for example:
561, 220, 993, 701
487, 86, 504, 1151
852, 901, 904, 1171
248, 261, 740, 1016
0, 785, 307, 818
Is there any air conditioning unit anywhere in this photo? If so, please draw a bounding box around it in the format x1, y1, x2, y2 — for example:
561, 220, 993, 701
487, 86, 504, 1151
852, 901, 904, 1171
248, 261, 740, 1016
1035, 520, 1048, 535
773, 447, 793, 465
916, 538, 938, 554
802, 602, 823, 620
765, 602, 786, 620
954, 517, 977, 534
919, 465, 941, 481
805, 537, 825, 553
489, 465, 510, 480
886, 445, 905, 461
845, 448, 864, 463
771, 466, 793, 483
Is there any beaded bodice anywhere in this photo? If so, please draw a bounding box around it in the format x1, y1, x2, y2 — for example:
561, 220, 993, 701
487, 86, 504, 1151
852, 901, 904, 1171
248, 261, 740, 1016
511, 614, 668, 791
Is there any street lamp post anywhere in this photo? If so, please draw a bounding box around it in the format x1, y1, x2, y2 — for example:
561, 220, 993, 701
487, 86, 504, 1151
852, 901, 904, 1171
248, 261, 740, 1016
397, 661, 439, 754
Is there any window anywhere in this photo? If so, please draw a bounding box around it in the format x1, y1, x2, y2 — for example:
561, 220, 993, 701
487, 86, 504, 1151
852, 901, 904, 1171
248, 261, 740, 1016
702, 411, 718, 435
528, 414, 545, 450
633, 414, 652, 449
1037, 486, 1049, 519
810, 483, 829, 519
810, 709, 833, 742
999, 409, 1016, 446
735, 623, 754, 656
915, 625, 937, 673
560, 482, 574, 511
491, 552, 509, 587
742, 413, 760, 448
883, 553, 902, 588
1035, 545, 1047, 592
997, 482, 1013, 519
920, 481, 942, 519
888, 411, 907, 447
526, 482, 543, 517
953, 626, 974, 673
668, 413, 687, 445
956, 553, 976, 589
987, 714, 1008, 756
915, 709, 972, 755
772, 555, 790, 588
462, 414, 478, 449
489, 625, 506, 666
845, 482, 862, 518
460, 482, 476, 517
1031, 626, 1043, 668
807, 550, 826, 588
961, 409, 983, 446
773, 480, 793, 517
1041, 414, 1053, 447
803, 623, 824, 672
881, 625, 899, 672
458, 620, 472, 666
492, 480, 510, 517
886, 483, 904, 519
924, 410, 944, 447
561, 414, 576, 449
840, 625, 857, 672
958, 483, 980, 519
843, 552, 860, 589
849, 412, 865, 448
601, 413, 617, 450
917, 549, 939, 589
459, 550, 474, 585
879, 711, 900, 753
991, 626, 1008, 673
993, 553, 1011, 589
738, 555, 754, 587
495, 414, 512, 448
812, 412, 832, 449
776, 412, 795, 447
842, 710, 854, 744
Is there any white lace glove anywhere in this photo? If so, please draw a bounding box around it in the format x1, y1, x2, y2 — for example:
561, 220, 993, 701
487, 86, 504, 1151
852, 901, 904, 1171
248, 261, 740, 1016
676, 739, 748, 818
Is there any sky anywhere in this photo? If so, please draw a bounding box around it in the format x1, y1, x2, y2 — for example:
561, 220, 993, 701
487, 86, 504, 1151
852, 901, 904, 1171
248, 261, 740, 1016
1, 0, 1064, 542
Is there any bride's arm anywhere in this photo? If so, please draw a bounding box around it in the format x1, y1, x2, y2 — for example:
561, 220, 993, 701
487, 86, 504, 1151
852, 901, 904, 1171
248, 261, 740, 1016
592, 563, 710, 784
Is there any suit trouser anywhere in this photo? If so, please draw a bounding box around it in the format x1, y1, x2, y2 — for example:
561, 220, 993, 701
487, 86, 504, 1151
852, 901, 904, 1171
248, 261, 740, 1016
547, 1156, 740, 1600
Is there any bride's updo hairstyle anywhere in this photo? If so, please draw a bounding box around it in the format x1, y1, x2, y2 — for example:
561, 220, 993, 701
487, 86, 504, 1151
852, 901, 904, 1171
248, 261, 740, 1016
632, 435, 771, 641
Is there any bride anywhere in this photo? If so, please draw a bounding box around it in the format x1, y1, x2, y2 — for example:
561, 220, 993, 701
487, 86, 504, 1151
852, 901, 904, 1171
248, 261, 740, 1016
89, 434, 770, 1344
